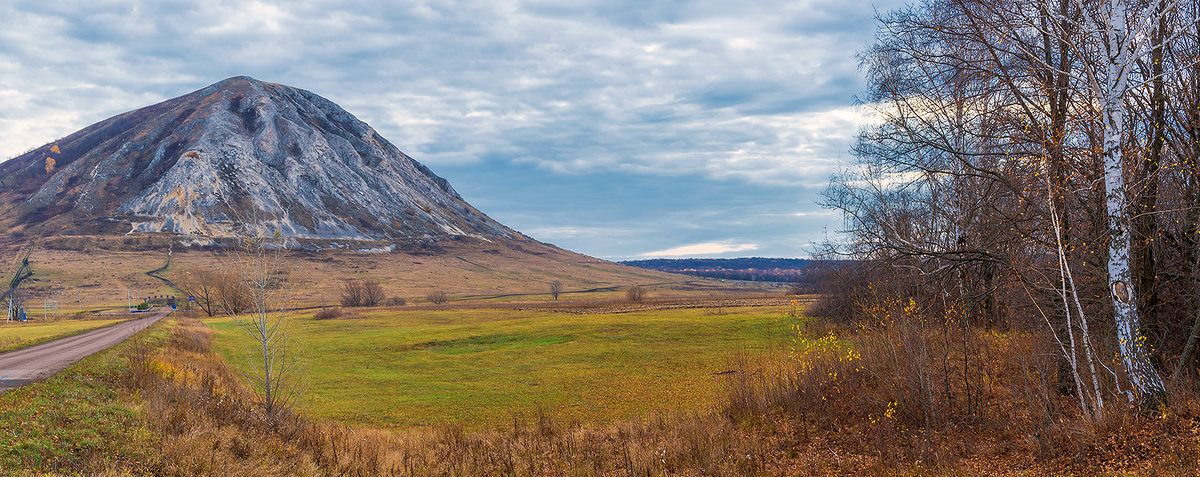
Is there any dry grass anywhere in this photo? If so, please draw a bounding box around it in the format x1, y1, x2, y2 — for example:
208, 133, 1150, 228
34, 300, 1181, 476
0, 316, 129, 353
722, 310, 1200, 475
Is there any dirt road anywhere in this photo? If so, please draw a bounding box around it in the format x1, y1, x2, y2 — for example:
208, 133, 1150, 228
0, 309, 168, 392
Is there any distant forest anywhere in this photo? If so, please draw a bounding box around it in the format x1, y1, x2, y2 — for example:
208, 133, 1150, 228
621, 257, 842, 286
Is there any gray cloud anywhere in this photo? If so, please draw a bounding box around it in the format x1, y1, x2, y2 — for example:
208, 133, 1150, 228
0, 0, 906, 258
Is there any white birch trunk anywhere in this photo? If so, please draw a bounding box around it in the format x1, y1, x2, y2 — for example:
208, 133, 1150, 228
1101, 0, 1167, 404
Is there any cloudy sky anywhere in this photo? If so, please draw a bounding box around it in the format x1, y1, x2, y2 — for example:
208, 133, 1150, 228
0, 0, 905, 260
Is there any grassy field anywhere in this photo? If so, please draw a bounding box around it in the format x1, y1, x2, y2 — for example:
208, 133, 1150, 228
207, 304, 795, 430
0, 317, 129, 353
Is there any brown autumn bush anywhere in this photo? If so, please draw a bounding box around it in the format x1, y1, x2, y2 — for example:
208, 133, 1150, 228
313, 307, 345, 320
426, 290, 448, 305
721, 288, 1200, 471
625, 284, 647, 303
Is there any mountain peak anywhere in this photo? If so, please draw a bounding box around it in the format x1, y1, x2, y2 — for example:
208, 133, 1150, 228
0, 78, 518, 247
221, 75, 261, 84
203, 75, 277, 95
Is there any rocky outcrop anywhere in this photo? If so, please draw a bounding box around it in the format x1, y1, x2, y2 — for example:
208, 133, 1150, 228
0, 76, 517, 245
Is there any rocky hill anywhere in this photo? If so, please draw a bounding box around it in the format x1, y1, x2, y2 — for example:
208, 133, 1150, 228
0, 76, 518, 247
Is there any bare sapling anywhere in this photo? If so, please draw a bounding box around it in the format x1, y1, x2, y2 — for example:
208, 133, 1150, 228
222, 231, 303, 419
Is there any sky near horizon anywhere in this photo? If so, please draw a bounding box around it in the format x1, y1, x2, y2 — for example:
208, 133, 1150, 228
0, 0, 905, 260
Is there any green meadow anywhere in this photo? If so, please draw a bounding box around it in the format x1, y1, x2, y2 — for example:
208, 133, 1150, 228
207, 305, 794, 430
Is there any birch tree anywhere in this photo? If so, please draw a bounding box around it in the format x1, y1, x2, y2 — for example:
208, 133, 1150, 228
1094, 0, 1170, 404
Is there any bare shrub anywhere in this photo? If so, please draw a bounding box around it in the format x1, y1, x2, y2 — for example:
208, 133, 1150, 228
806, 260, 876, 323
625, 284, 647, 303
723, 304, 1077, 466
340, 281, 363, 307
313, 308, 344, 320
167, 324, 212, 353
426, 290, 448, 305
217, 273, 252, 314
549, 281, 563, 301
341, 280, 384, 307
173, 266, 252, 316
384, 296, 406, 306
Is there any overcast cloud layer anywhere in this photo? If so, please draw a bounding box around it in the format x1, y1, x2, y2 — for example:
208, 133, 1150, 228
0, 0, 904, 260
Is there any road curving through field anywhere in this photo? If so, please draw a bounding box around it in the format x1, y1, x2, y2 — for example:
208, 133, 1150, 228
0, 309, 168, 392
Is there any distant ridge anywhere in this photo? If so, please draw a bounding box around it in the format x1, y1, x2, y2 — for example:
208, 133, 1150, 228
621, 257, 837, 283
0, 76, 520, 247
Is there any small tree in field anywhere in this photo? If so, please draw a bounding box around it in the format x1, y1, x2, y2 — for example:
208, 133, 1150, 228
626, 284, 647, 303
341, 280, 384, 307
177, 267, 221, 317
549, 281, 563, 301
223, 233, 301, 419
426, 290, 448, 305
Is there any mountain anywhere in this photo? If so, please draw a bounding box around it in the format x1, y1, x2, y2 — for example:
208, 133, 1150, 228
0, 76, 518, 247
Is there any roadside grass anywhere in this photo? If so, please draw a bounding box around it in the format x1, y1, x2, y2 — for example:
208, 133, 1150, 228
0, 318, 167, 473
207, 305, 793, 430
0, 317, 129, 353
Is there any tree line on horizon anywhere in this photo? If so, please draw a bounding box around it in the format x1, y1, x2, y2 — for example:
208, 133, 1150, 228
621, 257, 844, 284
